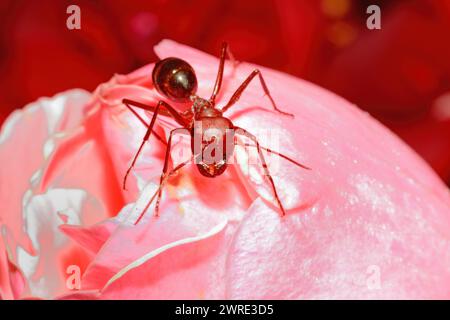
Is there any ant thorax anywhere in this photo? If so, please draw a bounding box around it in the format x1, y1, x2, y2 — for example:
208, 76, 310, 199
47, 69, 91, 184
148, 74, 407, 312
190, 95, 213, 113
189, 96, 223, 121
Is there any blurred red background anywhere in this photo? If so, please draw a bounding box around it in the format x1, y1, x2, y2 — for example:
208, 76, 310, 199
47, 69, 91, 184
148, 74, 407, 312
0, 0, 449, 185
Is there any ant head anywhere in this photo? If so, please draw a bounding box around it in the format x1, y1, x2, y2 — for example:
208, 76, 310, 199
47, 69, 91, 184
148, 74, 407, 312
192, 117, 235, 178
152, 57, 198, 103
196, 161, 228, 178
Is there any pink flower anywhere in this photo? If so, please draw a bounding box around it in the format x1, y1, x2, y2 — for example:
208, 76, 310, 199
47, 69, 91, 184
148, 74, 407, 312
1, 40, 450, 300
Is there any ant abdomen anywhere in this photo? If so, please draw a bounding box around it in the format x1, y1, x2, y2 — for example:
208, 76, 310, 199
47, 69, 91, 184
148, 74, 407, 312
152, 57, 198, 102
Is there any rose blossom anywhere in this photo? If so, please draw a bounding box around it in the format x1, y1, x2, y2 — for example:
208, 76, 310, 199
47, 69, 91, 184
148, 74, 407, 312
1, 40, 450, 300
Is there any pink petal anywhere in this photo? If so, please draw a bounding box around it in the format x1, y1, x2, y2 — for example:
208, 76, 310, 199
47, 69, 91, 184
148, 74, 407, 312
227, 199, 450, 299
0, 90, 124, 298
80, 191, 228, 293
94, 40, 450, 299
0, 230, 26, 299
0, 90, 91, 254
98, 217, 227, 299
59, 219, 118, 255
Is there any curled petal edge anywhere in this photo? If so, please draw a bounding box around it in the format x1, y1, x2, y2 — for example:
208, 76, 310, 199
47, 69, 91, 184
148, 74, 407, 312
100, 218, 228, 293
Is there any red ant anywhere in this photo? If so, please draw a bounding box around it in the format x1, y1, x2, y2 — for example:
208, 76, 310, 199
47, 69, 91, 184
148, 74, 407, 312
122, 42, 311, 223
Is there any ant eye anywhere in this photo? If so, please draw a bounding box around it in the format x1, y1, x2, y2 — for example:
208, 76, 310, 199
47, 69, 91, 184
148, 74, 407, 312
152, 57, 198, 103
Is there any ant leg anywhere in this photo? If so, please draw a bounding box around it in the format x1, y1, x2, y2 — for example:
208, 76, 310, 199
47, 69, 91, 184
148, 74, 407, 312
210, 42, 239, 103
122, 100, 167, 146
123, 101, 165, 190
122, 98, 189, 128
134, 128, 190, 224
154, 128, 191, 216
221, 69, 293, 117
234, 126, 287, 216
242, 143, 311, 170
134, 157, 191, 225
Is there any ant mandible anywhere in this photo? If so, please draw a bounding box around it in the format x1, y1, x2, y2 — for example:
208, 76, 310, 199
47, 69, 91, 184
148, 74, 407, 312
121, 42, 311, 224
